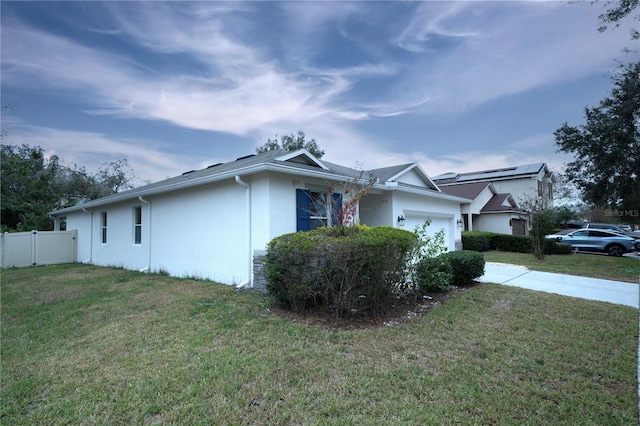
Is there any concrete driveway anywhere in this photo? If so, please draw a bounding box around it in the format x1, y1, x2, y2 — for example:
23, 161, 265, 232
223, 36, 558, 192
478, 262, 639, 309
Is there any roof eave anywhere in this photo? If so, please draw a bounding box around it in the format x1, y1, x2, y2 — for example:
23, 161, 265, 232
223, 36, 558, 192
377, 182, 470, 203
49, 161, 356, 216
386, 163, 441, 192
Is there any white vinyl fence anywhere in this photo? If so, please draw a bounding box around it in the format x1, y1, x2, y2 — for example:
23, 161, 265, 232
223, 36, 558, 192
1, 230, 77, 268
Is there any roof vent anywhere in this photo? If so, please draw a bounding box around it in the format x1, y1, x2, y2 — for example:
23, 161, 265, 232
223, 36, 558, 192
182, 170, 196, 176
207, 163, 223, 169
235, 154, 255, 161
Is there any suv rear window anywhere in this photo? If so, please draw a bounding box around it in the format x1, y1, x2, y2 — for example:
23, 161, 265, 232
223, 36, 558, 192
588, 223, 619, 230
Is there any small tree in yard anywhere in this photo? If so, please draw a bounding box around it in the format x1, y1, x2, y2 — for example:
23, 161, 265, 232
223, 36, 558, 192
332, 174, 376, 229
407, 219, 451, 294
519, 195, 557, 260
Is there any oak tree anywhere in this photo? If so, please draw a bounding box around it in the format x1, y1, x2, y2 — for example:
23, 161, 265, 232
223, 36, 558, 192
256, 131, 325, 159
554, 62, 640, 218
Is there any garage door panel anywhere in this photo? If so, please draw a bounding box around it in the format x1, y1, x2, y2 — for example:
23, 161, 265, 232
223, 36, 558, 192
405, 215, 448, 237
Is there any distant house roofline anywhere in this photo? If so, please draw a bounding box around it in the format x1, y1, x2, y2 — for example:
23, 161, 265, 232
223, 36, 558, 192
432, 163, 549, 186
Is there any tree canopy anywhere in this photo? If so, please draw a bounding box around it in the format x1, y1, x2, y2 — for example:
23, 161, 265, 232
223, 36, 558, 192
1, 144, 139, 231
554, 62, 640, 217
598, 0, 639, 41
1, 145, 62, 231
256, 131, 325, 159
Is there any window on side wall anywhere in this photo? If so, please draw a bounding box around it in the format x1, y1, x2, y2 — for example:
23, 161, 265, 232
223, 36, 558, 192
296, 189, 342, 232
133, 206, 142, 245
100, 212, 107, 244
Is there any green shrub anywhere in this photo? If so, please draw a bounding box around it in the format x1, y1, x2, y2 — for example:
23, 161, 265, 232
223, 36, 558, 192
492, 234, 533, 253
263, 230, 330, 313
414, 255, 453, 293
461, 231, 494, 252
544, 240, 573, 255
263, 225, 417, 317
463, 231, 574, 256
443, 250, 485, 285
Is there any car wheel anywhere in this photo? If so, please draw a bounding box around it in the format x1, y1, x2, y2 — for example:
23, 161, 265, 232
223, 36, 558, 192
607, 244, 624, 257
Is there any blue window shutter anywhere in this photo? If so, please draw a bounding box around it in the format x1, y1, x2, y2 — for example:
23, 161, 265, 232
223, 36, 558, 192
331, 192, 343, 225
296, 189, 311, 231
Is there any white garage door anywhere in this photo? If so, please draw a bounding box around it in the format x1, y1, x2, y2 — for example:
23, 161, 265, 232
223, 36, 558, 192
404, 214, 452, 251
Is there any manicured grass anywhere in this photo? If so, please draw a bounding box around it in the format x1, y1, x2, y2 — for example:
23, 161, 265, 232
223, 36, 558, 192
483, 250, 640, 283
1, 264, 638, 424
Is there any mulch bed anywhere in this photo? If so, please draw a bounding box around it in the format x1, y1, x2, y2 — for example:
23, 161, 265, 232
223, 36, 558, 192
269, 283, 479, 330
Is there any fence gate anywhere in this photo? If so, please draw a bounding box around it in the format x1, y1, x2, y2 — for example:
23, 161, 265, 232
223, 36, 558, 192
1, 230, 77, 268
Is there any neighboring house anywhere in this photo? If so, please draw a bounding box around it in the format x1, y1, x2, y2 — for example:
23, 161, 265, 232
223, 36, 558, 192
438, 182, 526, 235
433, 163, 553, 205
432, 163, 554, 235
49, 149, 468, 288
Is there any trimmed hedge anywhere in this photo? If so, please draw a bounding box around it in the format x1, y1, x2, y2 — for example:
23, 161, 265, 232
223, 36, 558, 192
545, 240, 573, 255
461, 231, 493, 252
491, 234, 532, 253
462, 231, 572, 255
264, 225, 417, 317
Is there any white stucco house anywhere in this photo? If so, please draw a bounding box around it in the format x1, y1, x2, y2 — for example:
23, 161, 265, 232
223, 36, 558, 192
49, 149, 468, 289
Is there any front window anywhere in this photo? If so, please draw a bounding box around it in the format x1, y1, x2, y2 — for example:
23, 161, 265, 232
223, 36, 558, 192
296, 189, 342, 232
309, 191, 329, 229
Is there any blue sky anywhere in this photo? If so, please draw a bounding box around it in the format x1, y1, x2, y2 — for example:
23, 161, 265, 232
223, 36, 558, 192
1, 1, 636, 184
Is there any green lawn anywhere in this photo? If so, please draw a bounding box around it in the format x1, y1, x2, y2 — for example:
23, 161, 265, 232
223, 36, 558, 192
1, 264, 638, 424
483, 250, 640, 283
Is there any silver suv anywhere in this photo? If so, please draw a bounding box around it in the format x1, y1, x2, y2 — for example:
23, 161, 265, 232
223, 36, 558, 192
585, 223, 640, 240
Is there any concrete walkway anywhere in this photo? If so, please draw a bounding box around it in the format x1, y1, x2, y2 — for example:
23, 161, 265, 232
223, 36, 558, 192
478, 262, 639, 309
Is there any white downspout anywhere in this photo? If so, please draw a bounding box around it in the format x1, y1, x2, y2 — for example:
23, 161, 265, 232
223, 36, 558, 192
138, 196, 152, 273
234, 175, 252, 289
50, 215, 60, 231
82, 208, 93, 263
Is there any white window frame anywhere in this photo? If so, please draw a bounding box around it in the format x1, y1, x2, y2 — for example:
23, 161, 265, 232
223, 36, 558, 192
100, 212, 107, 244
308, 191, 332, 228
133, 206, 142, 245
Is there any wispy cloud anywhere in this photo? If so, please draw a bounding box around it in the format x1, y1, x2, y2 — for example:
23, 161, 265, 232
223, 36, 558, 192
2, 123, 201, 182
2, 4, 364, 135
394, 1, 481, 53
388, 1, 632, 114
4, 1, 629, 133
1, 0, 632, 183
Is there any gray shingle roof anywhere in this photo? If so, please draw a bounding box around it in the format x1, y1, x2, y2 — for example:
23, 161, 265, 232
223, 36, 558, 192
439, 182, 492, 200
367, 163, 415, 182
49, 149, 467, 215
50, 149, 348, 215
481, 193, 520, 212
